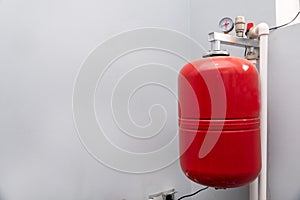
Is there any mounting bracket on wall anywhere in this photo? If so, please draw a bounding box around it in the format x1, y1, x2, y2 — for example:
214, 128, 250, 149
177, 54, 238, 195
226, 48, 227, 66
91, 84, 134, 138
204, 32, 259, 58
148, 189, 176, 200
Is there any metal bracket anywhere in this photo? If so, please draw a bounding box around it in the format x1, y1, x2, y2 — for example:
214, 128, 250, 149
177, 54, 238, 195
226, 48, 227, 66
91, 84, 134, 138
206, 32, 259, 60
208, 32, 259, 50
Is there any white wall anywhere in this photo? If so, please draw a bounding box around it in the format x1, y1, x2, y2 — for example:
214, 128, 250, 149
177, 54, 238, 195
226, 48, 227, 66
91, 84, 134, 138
268, 24, 300, 200
275, 0, 300, 26
0, 1, 192, 199
0, 0, 282, 200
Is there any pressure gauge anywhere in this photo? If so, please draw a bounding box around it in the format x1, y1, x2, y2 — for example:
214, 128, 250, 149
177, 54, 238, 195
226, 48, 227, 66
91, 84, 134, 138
219, 17, 234, 33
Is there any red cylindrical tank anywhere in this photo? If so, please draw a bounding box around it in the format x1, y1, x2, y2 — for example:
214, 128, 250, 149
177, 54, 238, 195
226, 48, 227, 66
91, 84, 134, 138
178, 56, 261, 188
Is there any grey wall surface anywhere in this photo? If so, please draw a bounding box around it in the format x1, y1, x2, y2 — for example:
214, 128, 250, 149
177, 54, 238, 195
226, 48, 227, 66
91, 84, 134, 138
0, 0, 289, 200
268, 24, 300, 200
0, 1, 192, 199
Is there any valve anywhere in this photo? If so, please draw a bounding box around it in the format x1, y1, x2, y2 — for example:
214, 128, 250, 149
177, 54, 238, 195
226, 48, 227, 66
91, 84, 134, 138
235, 16, 245, 37
245, 22, 254, 36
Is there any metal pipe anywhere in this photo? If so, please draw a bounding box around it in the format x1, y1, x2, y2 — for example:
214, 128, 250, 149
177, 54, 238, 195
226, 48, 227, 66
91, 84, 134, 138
211, 40, 221, 50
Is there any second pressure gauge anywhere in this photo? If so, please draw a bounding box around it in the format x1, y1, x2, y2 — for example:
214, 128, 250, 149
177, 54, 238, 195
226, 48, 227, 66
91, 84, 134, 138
219, 17, 234, 33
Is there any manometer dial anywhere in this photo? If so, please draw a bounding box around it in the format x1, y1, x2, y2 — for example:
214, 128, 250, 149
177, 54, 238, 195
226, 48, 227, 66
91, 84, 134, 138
219, 17, 234, 33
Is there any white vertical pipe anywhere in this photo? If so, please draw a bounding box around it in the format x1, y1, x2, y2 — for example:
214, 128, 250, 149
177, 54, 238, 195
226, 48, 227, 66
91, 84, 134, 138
248, 23, 269, 200
250, 179, 258, 200
259, 33, 269, 200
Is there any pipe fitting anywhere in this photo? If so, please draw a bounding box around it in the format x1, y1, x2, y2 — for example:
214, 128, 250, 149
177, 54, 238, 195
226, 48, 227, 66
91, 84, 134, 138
248, 23, 270, 38
235, 16, 245, 37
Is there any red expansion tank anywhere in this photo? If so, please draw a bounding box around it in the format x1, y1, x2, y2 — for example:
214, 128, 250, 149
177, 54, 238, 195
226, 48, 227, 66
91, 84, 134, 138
178, 56, 261, 188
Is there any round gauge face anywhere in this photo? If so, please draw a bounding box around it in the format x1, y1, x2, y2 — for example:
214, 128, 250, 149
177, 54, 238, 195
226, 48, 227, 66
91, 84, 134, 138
219, 17, 234, 33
